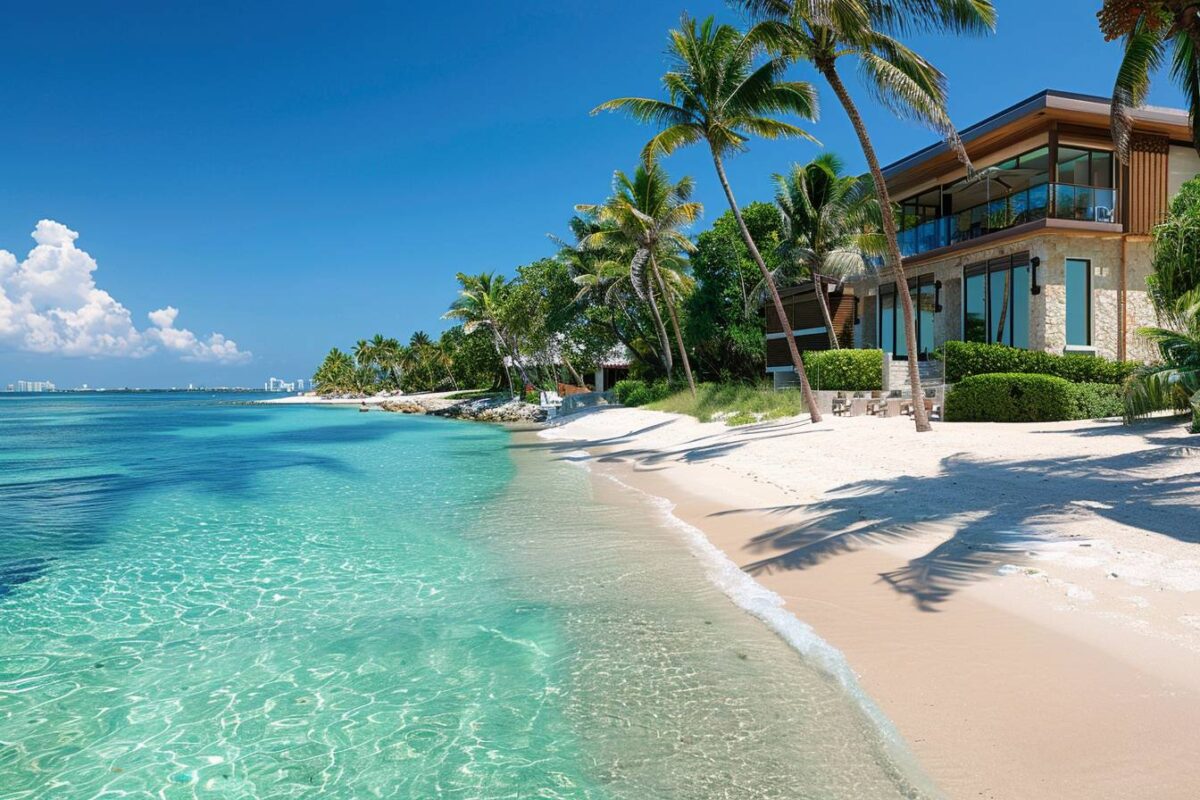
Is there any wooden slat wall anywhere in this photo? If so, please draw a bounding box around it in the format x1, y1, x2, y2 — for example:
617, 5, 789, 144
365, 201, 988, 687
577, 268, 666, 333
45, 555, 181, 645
765, 292, 856, 368
1127, 133, 1170, 234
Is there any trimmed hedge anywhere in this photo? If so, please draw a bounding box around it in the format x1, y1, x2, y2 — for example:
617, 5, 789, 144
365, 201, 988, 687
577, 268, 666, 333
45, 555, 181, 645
944, 373, 1125, 422
802, 349, 883, 391
1069, 382, 1125, 419
612, 379, 672, 407
937, 341, 1137, 385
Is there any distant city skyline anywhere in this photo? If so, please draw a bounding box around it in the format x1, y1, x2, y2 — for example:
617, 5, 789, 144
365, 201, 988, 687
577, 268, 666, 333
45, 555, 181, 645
0, 2, 1187, 387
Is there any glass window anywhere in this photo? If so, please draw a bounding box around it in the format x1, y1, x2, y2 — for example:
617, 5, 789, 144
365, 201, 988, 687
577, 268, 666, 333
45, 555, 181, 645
1065, 259, 1091, 346
964, 271, 987, 342
1018, 146, 1050, 182
1057, 147, 1090, 185
1010, 265, 1030, 349
879, 290, 895, 354
989, 268, 1014, 346
917, 281, 937, 356
1091, 151, 1113, 188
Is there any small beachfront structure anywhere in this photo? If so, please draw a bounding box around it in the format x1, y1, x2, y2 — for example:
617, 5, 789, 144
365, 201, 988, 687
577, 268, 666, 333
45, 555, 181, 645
766, 89, 1200, 388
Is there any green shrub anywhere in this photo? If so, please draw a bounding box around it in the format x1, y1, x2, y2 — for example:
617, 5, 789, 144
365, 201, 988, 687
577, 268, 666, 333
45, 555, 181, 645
724, 410, 758, 427
938, 341, 1137, 385
945, 373, 1077, 422
1070, 382, 1124, 419
613, 379, 671, 407
802, 349, 883, 391
945, 373, 1127, 422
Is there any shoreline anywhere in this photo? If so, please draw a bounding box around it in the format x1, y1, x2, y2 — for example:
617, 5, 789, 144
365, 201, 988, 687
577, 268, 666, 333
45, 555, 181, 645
539, 407, 1200, 799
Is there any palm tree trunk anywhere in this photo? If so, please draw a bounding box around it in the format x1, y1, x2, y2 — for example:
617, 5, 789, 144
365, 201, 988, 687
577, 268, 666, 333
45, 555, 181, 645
710, 148, 823, 422
561, 352, 587, 388
813, 273, 840, 349
491, 332, 516, 397
652, 254, 697, 396
821, 64, 931, 432
995, 271, 1011, 343
644, 276, 675, 378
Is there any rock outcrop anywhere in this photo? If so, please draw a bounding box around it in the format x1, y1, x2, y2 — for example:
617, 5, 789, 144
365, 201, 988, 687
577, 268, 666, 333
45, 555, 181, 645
379, 395, 547, 423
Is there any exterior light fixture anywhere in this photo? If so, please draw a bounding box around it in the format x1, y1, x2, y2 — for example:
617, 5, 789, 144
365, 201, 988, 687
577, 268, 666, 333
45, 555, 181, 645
934, 280, 943, 312
1030, 256, 1042, 295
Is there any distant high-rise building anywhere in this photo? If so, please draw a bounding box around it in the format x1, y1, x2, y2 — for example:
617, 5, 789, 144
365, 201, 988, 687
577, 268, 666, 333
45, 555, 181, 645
265, 377, 298, 392
15, 379, 55, 393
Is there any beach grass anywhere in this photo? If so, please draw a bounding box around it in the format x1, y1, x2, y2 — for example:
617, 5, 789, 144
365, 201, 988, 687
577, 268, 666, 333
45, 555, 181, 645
445, 390, 504, 401
648, 383, 805, 424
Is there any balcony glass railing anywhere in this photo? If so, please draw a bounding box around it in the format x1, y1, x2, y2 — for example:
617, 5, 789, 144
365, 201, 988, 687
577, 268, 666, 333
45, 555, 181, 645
897, 183, 1117, 257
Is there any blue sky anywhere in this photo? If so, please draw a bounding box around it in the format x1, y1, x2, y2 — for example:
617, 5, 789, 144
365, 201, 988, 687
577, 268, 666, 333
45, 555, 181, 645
0, 0, 1186, 388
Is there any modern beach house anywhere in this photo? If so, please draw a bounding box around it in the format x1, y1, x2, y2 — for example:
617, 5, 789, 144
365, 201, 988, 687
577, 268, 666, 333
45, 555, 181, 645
766, 90, 1200, 388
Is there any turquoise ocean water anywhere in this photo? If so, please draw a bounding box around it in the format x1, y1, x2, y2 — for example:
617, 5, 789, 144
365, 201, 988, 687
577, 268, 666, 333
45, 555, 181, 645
0, 393, 932, 799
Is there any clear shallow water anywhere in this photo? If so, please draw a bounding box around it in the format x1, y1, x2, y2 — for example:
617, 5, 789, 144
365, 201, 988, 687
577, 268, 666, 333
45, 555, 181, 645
0, 393, 932, 799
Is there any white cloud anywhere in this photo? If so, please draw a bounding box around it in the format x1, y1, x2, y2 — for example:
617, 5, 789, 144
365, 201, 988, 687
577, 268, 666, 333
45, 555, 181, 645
0, 220, 250, 363
146, 305, 250, 363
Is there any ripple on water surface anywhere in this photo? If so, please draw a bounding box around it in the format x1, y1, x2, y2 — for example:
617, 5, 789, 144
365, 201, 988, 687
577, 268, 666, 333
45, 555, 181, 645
0, 394, 932, 798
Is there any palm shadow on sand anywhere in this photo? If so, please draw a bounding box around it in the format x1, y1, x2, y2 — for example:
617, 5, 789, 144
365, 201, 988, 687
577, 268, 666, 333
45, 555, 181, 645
716, 421, 1199, 611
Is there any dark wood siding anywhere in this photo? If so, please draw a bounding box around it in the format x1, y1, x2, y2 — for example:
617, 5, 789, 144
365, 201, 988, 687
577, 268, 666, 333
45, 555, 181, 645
1127, 133, 1170, 234
765, 288, 857, 369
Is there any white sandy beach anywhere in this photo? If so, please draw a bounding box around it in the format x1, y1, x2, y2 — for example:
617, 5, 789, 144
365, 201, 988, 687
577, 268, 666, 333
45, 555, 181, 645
539, 408, 1200, 800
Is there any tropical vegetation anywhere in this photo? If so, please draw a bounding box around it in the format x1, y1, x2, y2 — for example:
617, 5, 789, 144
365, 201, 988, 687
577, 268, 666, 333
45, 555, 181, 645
307, 3, 1200, 438
735, 0, 996, 432
945, 373, 1124, 423
1099, 0, 1200, 161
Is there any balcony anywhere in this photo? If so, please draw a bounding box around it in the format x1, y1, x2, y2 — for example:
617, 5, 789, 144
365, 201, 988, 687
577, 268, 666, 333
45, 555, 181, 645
897, 182, 1117, 258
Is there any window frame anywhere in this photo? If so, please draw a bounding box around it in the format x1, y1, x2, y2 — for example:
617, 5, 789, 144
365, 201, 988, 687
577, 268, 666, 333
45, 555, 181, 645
878, 273, 937, 360
1064, 257, 1093, 348
961, 252, 1032, 348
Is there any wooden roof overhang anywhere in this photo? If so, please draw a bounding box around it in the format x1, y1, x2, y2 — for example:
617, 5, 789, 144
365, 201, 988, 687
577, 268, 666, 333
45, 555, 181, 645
883, 90, 1193, 199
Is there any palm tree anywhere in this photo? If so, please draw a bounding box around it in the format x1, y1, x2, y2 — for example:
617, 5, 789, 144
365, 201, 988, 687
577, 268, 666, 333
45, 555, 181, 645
577, 164, 701, 395
408, 330, 437, 389
738, 0, 995, 432
313, 347, 356, 395
374, 336, 404, 389
1099, 1, 1200, 161
560, 216, 671, 373
594, 15, 824, 420
773, 153, 884, 348
1125, 288, 1200, 432
444, 272, 534, 395
354, 339, 375, 372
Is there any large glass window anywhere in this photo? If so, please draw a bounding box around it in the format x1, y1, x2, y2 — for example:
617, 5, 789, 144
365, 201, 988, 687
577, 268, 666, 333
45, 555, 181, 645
879, 276, 936, 359
1065, 258, 1091, 346
879, 290, 895, 354
917, 281, 937, 357
964, 270, 987, 342
962, 254, 1031, 348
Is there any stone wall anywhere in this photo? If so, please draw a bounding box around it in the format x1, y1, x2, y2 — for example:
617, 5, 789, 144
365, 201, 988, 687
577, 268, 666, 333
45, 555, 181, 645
878, 231, 1157, 362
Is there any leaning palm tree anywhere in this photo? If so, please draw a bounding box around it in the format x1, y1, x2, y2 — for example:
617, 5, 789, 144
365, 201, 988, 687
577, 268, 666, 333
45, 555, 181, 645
738, 0, 995, 432
577, 164, 702, 395
1099, 1, 1200, 161
773, 153, 884, 348
594, 15, 824, 420
1125, 288, 1200, 432
444, 272, 534, 395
